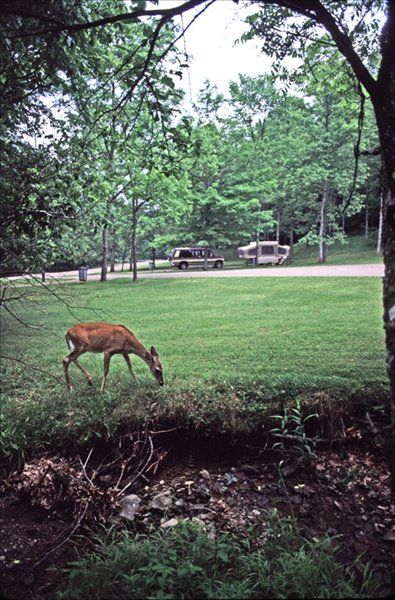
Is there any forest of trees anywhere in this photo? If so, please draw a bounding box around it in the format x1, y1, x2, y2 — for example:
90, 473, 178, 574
0, 0, 382, 280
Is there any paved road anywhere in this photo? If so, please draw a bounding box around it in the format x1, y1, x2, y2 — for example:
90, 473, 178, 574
12, 262, 384, 282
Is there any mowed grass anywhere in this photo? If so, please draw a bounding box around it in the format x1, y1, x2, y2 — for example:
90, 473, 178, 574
0, 276, 388, 463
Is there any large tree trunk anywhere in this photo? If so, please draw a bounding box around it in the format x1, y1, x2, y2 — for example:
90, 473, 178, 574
381, 181, 395, 493
371, 15, 395, 490
377, 192, 383, 254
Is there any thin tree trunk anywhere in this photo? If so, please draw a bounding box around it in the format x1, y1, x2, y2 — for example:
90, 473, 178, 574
130, 205, 138, 282
365, 197, 369, 239
110, 237, 116, 272
100, 224, 108, 282
319, 184, 328, 263
289, 213, 294, 260
276, 202, 280, 243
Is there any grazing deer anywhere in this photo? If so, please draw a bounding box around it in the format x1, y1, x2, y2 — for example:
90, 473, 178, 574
63, 322, 164, 392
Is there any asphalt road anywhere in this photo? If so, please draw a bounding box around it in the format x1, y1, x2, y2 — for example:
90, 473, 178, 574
14, 262, 384, 282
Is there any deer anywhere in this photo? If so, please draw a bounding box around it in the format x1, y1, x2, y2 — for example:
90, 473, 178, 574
63, 322, 164, 392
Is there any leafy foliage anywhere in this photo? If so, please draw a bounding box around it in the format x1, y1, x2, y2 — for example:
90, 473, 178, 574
56, 519, 377, 599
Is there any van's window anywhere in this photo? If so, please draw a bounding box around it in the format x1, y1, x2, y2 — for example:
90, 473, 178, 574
278, 247, 286, 255
261, 246, 275, 255
247, 248, 256, 257
180, 250, 192, 258
173, 250, 180, 258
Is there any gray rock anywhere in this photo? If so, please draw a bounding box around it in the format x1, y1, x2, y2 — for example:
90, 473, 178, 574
120, 494, 142, 521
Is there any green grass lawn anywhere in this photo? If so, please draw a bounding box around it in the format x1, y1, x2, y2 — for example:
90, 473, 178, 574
1, 276, 388, 464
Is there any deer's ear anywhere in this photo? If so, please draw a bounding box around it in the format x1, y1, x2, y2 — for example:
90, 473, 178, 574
150, 346, 158, 357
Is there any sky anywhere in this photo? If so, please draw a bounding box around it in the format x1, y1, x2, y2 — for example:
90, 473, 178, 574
155, 0, 272, 102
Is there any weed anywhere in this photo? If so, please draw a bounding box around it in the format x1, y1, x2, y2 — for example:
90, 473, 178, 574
270, 398, 319, 465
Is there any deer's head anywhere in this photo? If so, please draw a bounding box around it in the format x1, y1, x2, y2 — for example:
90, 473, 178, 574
148, 346, 164, 386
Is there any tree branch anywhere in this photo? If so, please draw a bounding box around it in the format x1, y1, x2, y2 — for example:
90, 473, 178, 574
3, 0, 209, 37
261, 0, 378, 99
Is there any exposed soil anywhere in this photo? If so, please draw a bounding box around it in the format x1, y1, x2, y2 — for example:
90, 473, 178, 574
1, 427, 394, 599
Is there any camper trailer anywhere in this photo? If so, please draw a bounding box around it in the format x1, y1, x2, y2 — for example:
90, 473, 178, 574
237, 241, 290, 265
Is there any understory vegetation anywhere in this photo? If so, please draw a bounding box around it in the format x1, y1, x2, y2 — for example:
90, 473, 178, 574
57, 519, 379, 599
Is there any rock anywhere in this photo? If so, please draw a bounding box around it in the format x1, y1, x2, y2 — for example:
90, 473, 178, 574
199, 469, 211, 481
120, 494, 141, 521
382, 529, 395, 542
150, 492, 173, 511
161, 518, 179, 528
224, 473, 238, 485
239, 464, 260, 475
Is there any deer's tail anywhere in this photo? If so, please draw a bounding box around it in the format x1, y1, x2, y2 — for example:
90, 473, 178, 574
65, 333, 75, 352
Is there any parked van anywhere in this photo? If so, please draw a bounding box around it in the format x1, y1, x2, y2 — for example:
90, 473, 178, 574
237, 241, 290, 265
169, 247, 225, 270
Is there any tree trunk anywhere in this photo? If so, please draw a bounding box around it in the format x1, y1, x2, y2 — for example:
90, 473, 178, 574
203, 246, 208, 270
130, 206, 138, 282
110, 237, 116, 272
381, 180, 395, 494
377, 191, 383, 254
365, 197, 369, 239
319, 184, 328, 263
276, 202, 281, 243
100, 223, 108, 282
371, 32, 395, 491
289, 214, 294, 260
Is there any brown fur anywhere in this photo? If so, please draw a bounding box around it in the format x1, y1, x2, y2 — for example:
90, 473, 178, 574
63, 322, 163, 392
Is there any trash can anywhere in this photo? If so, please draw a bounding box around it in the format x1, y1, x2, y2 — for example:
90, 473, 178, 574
148, 260, 155, 271
78, 266, 88, 281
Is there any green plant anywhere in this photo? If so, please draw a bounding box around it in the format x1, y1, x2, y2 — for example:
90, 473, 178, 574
56, 519, 380, 599
270, 399, 319, 464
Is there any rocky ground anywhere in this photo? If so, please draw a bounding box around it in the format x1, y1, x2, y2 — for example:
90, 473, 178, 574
1, 428, 394, 599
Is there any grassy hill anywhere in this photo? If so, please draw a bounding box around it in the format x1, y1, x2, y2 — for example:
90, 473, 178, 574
291, 232, 382, 265
220, 232, 382, 268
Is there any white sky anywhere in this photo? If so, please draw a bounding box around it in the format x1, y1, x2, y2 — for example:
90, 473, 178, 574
155, 0, 272, 101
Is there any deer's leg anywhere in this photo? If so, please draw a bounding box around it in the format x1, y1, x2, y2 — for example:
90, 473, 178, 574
63, 349, 85, 392
74, 360, 93, 386
101, 351, 112, 393
123, 353, 137, 382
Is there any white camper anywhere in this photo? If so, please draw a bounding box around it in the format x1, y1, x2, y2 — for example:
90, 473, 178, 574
237, 241, 290, 265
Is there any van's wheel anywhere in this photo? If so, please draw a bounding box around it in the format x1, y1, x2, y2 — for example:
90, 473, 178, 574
215, 260, 223, 269
179, 262, 188, 270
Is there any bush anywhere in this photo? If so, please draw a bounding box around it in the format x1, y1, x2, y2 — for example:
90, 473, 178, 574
57, 518, 376, 599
